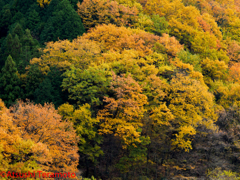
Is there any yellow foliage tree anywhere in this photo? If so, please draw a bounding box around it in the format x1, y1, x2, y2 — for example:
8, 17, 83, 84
144, 0, 184, 17
201, 58, 228, 85
98, 72, 148, 148
167, 74, 218, 151
37, 0, 51, 8
211, 81, 240, 108
30, 38, 102, 74
83, 24, 183, 57
77, 0, 139, 31
82, 24, 160, 55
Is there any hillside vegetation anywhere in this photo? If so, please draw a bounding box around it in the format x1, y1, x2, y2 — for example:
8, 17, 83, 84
1, 0, 240, 179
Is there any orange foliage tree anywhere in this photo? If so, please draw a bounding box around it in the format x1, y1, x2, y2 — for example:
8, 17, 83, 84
9, 100, 79, 173
227, 40, 240, 64
0, 99, 49, 174
77, 0, 139, 31
229, 63, 240, 84
83, 24, 183, 57
155, 33, 184, 57
83, 24, 159, 55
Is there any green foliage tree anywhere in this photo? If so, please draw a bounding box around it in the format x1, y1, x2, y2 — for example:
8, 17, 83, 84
11, 12, 25, 27
58, 103, 103, 163
207, 167, 240, 180
150, 15, 169, 36
0, 55, 22, 107
62, 66, 111, 109
177, 50, 202, 72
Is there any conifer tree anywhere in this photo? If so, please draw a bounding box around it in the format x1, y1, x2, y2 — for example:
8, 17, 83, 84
40, 0, 85, 43
34, 67, 66, 107
4, 33, 13, 58
34, 78, 54, 105
3, 33, 23, 65
25, 64, 43, 100
20, 29, 41, 67
27, 10, 40, 32
11, 34, 22, 64
0, 5, 12, 39
0, 55, 22, 107
45, 67, 66, 107
0, 0, 5, 9
12, 23, 24, 38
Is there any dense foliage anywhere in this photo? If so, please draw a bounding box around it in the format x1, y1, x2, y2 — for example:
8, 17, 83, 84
1, 0, 240, 179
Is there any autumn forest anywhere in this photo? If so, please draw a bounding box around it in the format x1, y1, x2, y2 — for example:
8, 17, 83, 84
1, 0, 240, 179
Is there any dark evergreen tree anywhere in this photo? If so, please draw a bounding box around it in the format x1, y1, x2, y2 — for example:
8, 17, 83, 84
27, 10, 41, 32
25, 64, 43, 100
11, 12, 25, 27
14, 0, 37, 14
0, 55, 22, 107
34, 67, 66, 108
11, 34, 22, 64
3, 33, 23, 65
48, 67, 67, 107
40, 0, 85, 43
69, 0, 79, 10
0, 0, 5, 11
11, 22, 24, 37
0, 5, 12, 39
4, 33, 13, 58
42, 0, 60, 22
34, 78, 54, 105
20, 29, 41, 63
